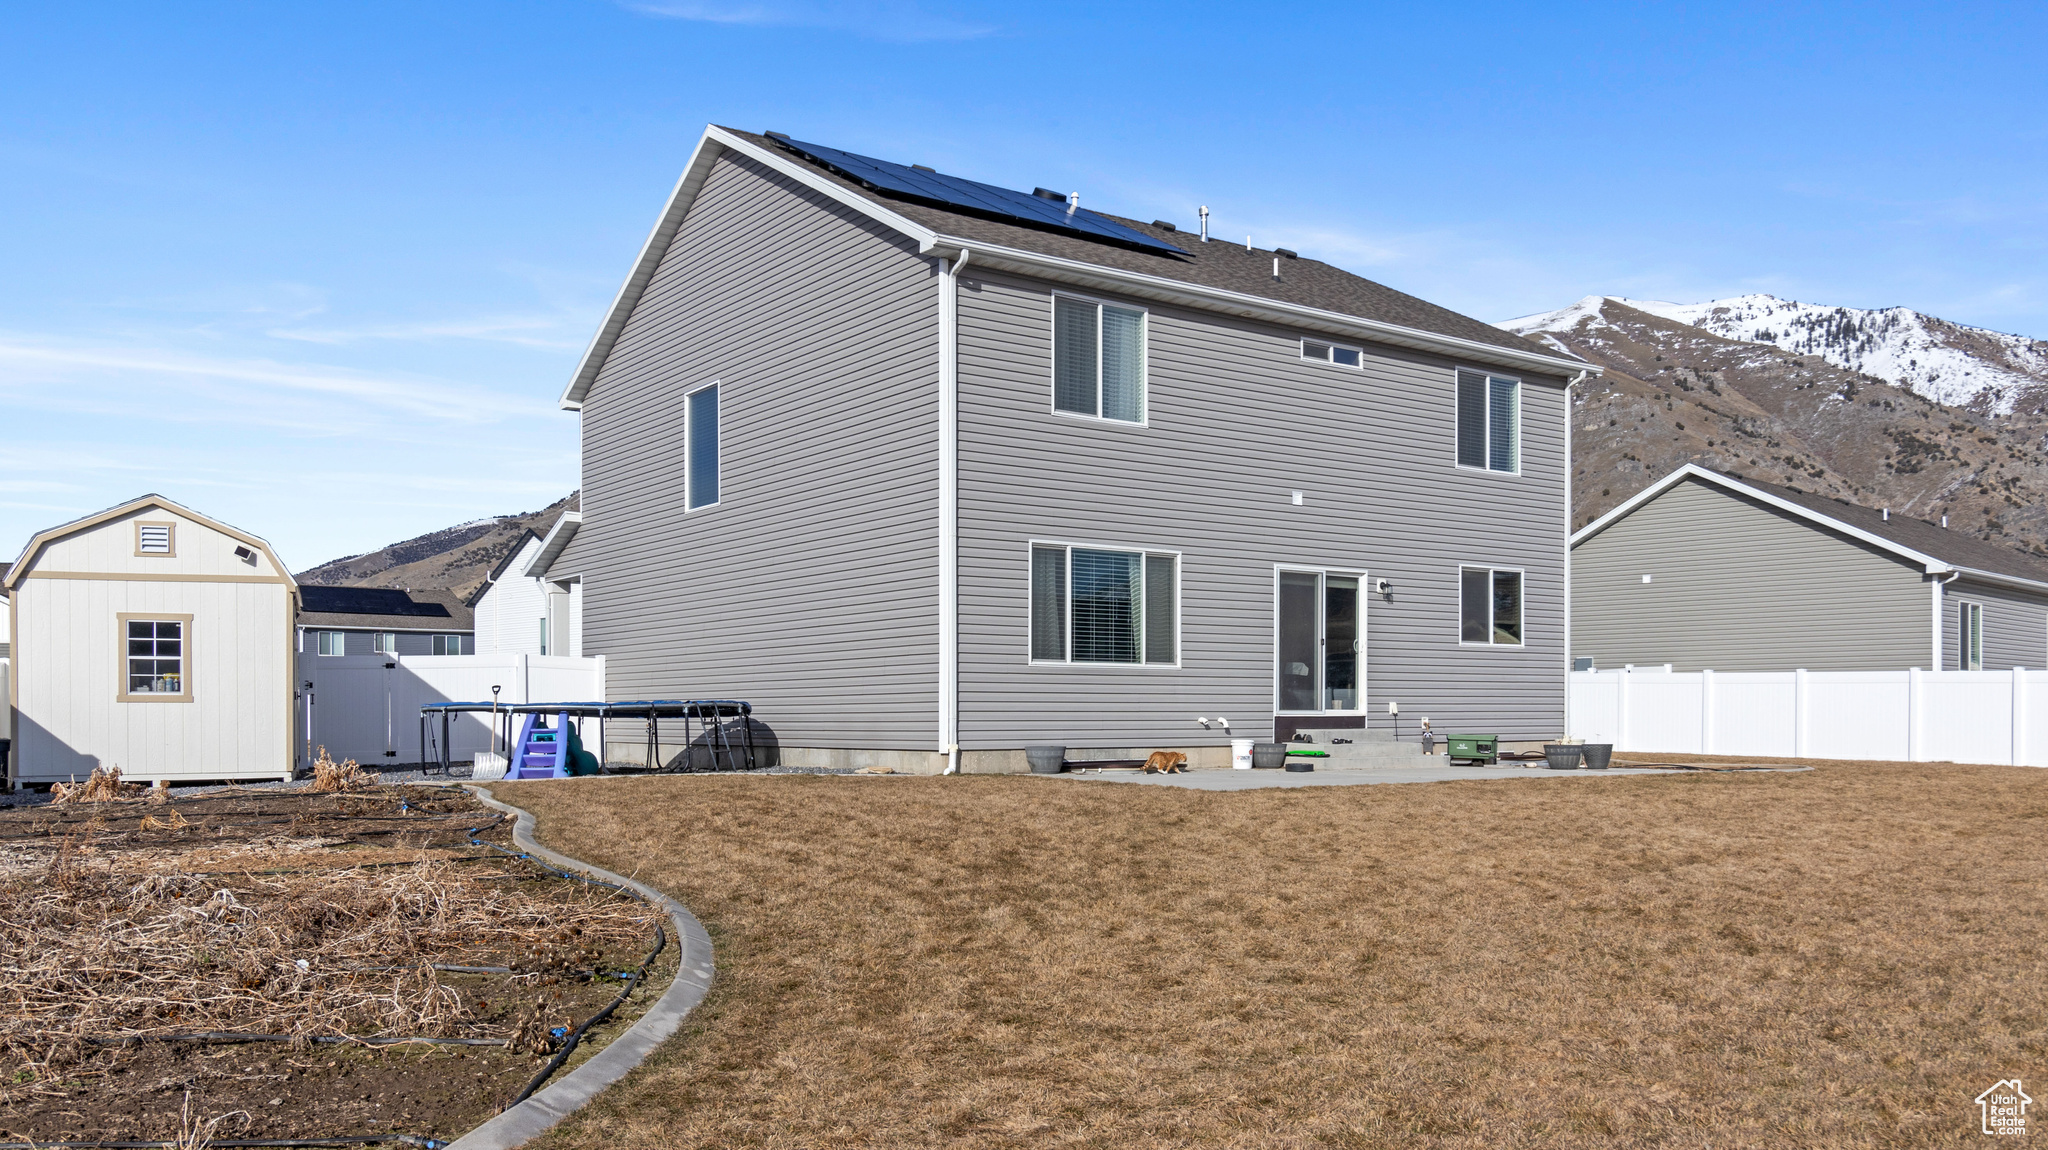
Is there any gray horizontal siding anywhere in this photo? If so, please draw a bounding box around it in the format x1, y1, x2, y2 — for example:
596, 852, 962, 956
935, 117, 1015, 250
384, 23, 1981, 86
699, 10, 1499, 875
955, 271, 1571, 746
301, 629, 471, 656
1944, 577, 2048, 670
577, 150, 940, 750
1572, 477, 1932, 671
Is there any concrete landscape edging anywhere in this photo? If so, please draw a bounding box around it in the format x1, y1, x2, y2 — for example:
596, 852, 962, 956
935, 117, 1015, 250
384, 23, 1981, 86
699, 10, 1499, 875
443, 784, 715, 1150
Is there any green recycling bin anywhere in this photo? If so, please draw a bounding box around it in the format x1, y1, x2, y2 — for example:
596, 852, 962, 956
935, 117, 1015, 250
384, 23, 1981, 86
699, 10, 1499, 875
1447, 734, 1498, 765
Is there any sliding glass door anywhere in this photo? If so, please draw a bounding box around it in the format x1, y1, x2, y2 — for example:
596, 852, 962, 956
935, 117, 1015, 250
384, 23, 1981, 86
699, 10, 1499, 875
1276, 569, 1363, 714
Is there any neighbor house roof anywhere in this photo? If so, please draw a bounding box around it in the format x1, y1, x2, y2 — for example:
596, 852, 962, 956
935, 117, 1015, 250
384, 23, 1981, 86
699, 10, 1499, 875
1573, 464, 2048, 593
297, 586, 475, 632
561, 126, 1598, 408
464, 529, 542, 608
3, 494, 295, 594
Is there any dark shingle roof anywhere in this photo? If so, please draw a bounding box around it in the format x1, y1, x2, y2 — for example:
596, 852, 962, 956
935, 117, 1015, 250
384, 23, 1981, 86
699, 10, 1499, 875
722, 128, 1563, 364
1722, 471, 2048, 586
298, 587, 475, 632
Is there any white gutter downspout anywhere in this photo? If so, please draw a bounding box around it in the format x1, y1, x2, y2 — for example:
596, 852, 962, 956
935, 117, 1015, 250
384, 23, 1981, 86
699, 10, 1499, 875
1933, 570, 1960, 670
1564, 369, 1589, 739
939, 248, 970, 774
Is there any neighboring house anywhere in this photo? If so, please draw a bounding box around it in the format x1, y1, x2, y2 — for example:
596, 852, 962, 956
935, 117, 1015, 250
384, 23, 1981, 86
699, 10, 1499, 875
297, 586, 474, 657
1573, 464, 2048, 672
471, 518, 585, 657
468, 529, 547, 655
4, 494, 298, 785
557, 126, 1597, 771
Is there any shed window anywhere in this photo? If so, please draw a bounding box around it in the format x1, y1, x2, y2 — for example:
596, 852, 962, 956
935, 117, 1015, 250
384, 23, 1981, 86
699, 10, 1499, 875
1456, 369, 1520, 474
136, 522, 175, 555
431, 634, 464, 656
687, 383, 719, 509
1301, 339, 1362, 368
1053, 296, 1146, 423
315, 631, 346, 656
1962, 602, 1984, 670
1030, 543, 1176, 664
127, 620, 185, 694
1460, 566, 1523, 646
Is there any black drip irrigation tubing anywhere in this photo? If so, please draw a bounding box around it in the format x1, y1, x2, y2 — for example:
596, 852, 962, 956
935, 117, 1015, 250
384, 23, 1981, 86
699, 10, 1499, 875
0, 1129, 448, 1137
505, 921, 668, 1109
90, 1033, 508, 1049
0, 1138, 445, 1149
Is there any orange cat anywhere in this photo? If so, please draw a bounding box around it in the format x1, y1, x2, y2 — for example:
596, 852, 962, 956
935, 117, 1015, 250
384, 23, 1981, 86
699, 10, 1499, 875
1142, 751, 1189, 774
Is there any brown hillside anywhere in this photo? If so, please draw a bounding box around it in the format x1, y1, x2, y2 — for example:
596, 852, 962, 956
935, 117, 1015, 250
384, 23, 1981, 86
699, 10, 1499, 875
296, 493, 576, 599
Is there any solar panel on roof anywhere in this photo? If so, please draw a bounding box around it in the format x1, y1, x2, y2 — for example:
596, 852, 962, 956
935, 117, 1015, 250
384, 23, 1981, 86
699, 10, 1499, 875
772, 137, 1186, 257
299, 586, 451, 617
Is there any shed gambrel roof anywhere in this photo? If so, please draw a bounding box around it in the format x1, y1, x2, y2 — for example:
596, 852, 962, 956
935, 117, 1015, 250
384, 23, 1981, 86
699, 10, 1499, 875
3, 493, 295, 593
561, 126, 1597, 409
1574, 465, 2048, 593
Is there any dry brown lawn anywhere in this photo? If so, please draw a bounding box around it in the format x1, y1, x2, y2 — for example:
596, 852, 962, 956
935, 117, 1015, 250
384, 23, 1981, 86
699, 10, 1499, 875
498, 760, 2048, 1148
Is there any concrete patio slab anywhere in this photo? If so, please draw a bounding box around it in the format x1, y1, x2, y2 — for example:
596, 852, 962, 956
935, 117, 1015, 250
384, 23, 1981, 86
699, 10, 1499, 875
1039, 764, 1699, 789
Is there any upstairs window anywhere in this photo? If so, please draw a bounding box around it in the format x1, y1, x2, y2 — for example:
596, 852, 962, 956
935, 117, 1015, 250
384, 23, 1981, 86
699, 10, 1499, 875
136, 521, 175, 556
1460, 566, 1524, 646
687, 382, 720, 510
1053, 295, 1146, 423
124, 617, 188, 698
372, 632, 397, 655
431, 634, 464, 656
315, 631, 346, 656
1030, 543, 1177, 665
1455, 369, 1520, 474
1301, 339, 1362, 368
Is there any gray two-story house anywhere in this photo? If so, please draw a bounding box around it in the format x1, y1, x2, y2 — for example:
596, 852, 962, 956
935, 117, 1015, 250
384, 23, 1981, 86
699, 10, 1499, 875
545, 126, 1597, 771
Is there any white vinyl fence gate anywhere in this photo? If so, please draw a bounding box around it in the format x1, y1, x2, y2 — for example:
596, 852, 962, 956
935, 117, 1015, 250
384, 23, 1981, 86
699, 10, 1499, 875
299, 653, 604, 768
1570, 667, 2048, 766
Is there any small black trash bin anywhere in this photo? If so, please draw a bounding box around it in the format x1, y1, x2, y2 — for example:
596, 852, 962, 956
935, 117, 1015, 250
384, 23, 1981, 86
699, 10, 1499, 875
1543, 743, 1585, 770
1581, 743, 1614, 770
1024, 745, 1067, 774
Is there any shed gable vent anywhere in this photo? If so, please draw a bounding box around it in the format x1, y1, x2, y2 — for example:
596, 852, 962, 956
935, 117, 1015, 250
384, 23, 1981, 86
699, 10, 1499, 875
137, 524, 173, 554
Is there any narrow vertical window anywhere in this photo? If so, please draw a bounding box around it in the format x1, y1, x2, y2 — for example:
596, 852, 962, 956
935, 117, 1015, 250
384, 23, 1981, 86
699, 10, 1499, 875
687, 383, 719, 509
1031, 546, 1068, 660
1460, 566, 1524, 646
539, 617, 549, 656
1051, 296, 1146, 423
1144, 553, 1176, 664
1456, 369, 1520, 474
1030, 544, 1176, 665
1962, 602, 1984, 670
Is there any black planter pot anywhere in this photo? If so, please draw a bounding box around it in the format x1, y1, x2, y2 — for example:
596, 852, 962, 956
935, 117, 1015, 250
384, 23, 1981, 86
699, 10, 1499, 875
1543, 743, 1585, 770
1251, 742, 1287, 768
1581, 743, 1614, 770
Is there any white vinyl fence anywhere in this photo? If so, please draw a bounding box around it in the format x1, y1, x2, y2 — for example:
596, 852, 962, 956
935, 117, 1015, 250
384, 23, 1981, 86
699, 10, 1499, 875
299, 653, 604, 767
1570, 667, 2048, 766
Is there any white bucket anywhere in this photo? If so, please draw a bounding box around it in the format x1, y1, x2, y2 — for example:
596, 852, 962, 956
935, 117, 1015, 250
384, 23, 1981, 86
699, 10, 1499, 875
1231, 738, 1254, 770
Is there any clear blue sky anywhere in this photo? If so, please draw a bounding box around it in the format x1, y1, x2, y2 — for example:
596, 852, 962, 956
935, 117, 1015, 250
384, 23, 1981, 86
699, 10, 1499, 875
4, 1, 2043, 570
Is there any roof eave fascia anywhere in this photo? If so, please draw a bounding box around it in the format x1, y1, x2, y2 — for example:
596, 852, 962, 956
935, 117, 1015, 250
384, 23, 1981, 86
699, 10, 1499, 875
1571, 464, 1954, 574
3, 495, 296, 592
559, 127, 940, 411
524, 512, 582, 580
1946, 565, 2048, 596
921, 235, 1600, 380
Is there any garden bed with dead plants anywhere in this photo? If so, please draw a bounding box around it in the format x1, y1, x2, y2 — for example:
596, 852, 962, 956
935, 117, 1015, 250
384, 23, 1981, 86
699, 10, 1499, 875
0, 764, 676, 1148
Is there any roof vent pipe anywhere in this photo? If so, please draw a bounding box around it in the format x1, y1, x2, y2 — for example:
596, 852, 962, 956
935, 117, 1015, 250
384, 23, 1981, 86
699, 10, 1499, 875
1942, 515, 1949, 528
1199, 205, 1209, 242
1067, 191, 1079, 216
1883, 508, 1890, 520
1272, 257, 1280, 280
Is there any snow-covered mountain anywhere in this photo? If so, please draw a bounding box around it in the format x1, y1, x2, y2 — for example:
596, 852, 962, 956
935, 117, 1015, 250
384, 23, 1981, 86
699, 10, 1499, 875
1504, 294, 2048, 414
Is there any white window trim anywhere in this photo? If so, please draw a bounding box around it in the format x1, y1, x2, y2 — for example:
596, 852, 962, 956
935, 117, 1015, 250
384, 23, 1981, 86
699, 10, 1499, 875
1456, 563, 1529, 648
1025, 538, 1181, 668
1272, 565, 1369, 716
432, 634, 463, 656
314, 630, 347, 657
1047, 290, 1150, 428
1299, 338, 1364, 369
372, 632, 398, 655
1453, 365, 1523, 477
1961, 601, 1984, 670
685, 379, 722, 513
